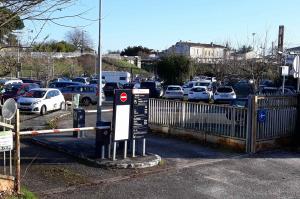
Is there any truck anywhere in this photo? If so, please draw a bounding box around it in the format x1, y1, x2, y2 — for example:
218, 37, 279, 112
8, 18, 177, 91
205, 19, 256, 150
101, 71, 131, 84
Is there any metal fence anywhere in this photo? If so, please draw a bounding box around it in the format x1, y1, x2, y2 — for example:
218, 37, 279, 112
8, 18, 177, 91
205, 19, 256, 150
149, 99, 248, 140
255, 96, 298, 140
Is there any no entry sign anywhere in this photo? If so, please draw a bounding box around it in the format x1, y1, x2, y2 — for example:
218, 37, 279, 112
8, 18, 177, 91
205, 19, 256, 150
120, 92, 127, 102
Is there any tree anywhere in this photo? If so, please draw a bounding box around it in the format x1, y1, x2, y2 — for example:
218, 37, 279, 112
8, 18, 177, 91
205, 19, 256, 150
65, 29, 94, 52
32, 40, 77, 52
237, 45, 253, 54
121, 46, 153, 58
156, 55, 195, 85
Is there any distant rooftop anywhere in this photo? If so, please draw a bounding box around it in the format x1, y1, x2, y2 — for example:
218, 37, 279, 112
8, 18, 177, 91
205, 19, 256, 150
175, 41, 226, 48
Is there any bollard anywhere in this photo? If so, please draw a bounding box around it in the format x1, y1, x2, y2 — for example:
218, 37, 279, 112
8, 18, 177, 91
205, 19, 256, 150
73, 108, 85, 138
95, 122, 111, 159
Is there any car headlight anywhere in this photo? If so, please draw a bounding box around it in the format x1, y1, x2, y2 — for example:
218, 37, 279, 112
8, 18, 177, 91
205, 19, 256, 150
32, 100, 41, 105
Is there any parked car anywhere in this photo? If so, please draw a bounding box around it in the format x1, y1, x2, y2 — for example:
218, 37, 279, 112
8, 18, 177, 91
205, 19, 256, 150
230, 98, 248, 108
213, 86, 237, 103
49, 77, 72, 83
233, 82, 255, 98
103, 82, 123, 96
61, 85, 104, 106
20, 78, 43, 87
48, 81, 82, 91
140, 81, 163, 98
163, 85, 184, 100
188, 86, 212, 102
2, 79, 23, 86
183, 80, 213, 97
17, 88, 65, 115
0, 83, 40, 103
72, 77, 90, 84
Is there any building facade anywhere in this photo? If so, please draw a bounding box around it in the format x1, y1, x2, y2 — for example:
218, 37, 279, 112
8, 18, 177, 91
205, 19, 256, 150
163, 41, 228, 63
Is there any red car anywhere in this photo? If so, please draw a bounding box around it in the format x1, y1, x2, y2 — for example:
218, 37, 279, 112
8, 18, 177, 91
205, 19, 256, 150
0, 83, 40, 104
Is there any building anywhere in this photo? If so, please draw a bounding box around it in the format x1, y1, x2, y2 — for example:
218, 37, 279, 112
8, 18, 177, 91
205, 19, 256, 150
163, 41, 229, 63
286, 46, 300, 55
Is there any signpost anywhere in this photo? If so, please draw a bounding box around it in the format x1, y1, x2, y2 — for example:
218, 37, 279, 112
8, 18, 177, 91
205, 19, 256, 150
280, 66, 289, 94
257, 110, 267, 123
131, 89, 149, 157
292, 55, 300, 92
0, 131, 13, 152
112, 90, 132, 160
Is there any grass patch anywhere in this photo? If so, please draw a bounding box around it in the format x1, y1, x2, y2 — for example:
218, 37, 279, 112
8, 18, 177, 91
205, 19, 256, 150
41, 167, 88, 186
5, 187, 37, 199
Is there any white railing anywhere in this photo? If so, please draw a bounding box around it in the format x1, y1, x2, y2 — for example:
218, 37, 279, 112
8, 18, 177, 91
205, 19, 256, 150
255, 96, 298, 140
149, 99, 248, 139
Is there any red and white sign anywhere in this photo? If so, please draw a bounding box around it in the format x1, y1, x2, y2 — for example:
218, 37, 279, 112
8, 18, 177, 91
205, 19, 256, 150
120, 92, 127, 102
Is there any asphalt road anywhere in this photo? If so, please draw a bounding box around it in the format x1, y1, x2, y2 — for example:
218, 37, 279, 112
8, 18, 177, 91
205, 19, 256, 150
1, 101, 299, 199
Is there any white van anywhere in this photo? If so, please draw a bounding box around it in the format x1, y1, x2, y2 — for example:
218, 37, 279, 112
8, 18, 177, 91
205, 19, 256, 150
102, 71, 131, 84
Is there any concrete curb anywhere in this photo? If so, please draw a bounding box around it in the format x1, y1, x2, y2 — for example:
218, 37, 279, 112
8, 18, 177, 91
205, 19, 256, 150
31, 138, 161, 169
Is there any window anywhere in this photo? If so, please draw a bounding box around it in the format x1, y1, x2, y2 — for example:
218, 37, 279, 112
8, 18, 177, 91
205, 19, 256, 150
120, 77, 126, 80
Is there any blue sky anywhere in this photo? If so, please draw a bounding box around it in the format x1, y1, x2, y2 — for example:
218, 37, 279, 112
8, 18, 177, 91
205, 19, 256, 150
24, 0, 300, 52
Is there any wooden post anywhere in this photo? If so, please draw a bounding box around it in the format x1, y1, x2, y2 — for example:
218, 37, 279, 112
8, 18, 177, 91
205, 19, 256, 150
14, 109, 20, 194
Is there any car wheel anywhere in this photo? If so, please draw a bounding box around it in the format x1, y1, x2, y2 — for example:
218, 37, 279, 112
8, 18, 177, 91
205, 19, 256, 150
40, 105, 47, 115
81, 97, 91, 106
60, 102, 65, 110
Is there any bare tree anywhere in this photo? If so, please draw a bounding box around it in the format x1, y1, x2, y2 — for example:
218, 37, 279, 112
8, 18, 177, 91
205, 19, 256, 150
65, 28, 94, 51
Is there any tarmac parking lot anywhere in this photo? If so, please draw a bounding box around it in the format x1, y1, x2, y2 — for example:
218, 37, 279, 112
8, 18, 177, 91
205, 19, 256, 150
2, 105, 297, 199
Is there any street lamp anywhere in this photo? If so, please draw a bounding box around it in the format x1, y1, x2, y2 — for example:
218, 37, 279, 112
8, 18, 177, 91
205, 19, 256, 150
96, 0, 103, 126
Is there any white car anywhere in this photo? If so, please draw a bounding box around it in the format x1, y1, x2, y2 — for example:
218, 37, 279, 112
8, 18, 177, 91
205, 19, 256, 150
183, 80, 213, 97
163, 85, 184, 100
213, 86, 236, 103
17, 88, 65, 115
188, 86, 212, 102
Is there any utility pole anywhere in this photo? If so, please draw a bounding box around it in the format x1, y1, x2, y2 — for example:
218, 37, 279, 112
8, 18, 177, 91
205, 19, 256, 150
81, 30, 84, 54
96, 0, 103, 126
252, 33, 256, 51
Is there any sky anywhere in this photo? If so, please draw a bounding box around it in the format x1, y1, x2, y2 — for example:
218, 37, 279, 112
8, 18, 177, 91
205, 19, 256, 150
24, 0, 300, 52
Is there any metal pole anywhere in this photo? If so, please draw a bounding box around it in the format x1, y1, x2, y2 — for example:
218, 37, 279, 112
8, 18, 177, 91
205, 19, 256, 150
142, 138, 146, 156
101, 145, 105, 159
282, 75, 285, 94
132, 139, 136, 157
297, 78, 300, 93
14, 109, 21, 194
124, 140, 127, 159
96, 0, 103, 126
112, 141, 116, 161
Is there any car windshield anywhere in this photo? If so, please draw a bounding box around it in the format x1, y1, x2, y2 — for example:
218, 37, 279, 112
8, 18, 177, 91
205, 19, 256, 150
192, 87, 205, 92
167, 86, 181, 90
24, 90, 46, 98
217, 87, 233, 93
4, 85, 21, 94
199, 82, 210, 87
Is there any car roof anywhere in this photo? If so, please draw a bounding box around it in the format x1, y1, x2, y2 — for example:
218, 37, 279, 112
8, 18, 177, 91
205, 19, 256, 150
192, 86, 207, 89
168, 85, 181, 87
30, 88, 58, 91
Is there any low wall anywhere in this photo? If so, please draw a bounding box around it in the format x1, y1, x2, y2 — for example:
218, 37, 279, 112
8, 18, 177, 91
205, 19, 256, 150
149, 124, 246, 152
255, 137, 294, 151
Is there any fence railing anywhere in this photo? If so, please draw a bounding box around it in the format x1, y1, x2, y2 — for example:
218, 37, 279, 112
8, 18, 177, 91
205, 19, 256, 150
255, 96, 298, 140
149, 99, 248, 140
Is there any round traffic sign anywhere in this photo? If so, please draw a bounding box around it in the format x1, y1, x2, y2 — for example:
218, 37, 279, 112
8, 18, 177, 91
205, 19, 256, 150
257, 110, 267, 123
120, 92, 127, 102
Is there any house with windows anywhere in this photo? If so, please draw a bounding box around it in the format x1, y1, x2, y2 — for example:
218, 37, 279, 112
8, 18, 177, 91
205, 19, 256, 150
163, 41, 229, 63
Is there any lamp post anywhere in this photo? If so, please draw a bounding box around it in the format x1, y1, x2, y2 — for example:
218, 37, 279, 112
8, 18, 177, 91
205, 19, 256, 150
96, 0, 103, 126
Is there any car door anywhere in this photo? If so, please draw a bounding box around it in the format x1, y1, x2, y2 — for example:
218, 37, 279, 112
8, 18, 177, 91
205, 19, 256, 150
45, 91, 55, 111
